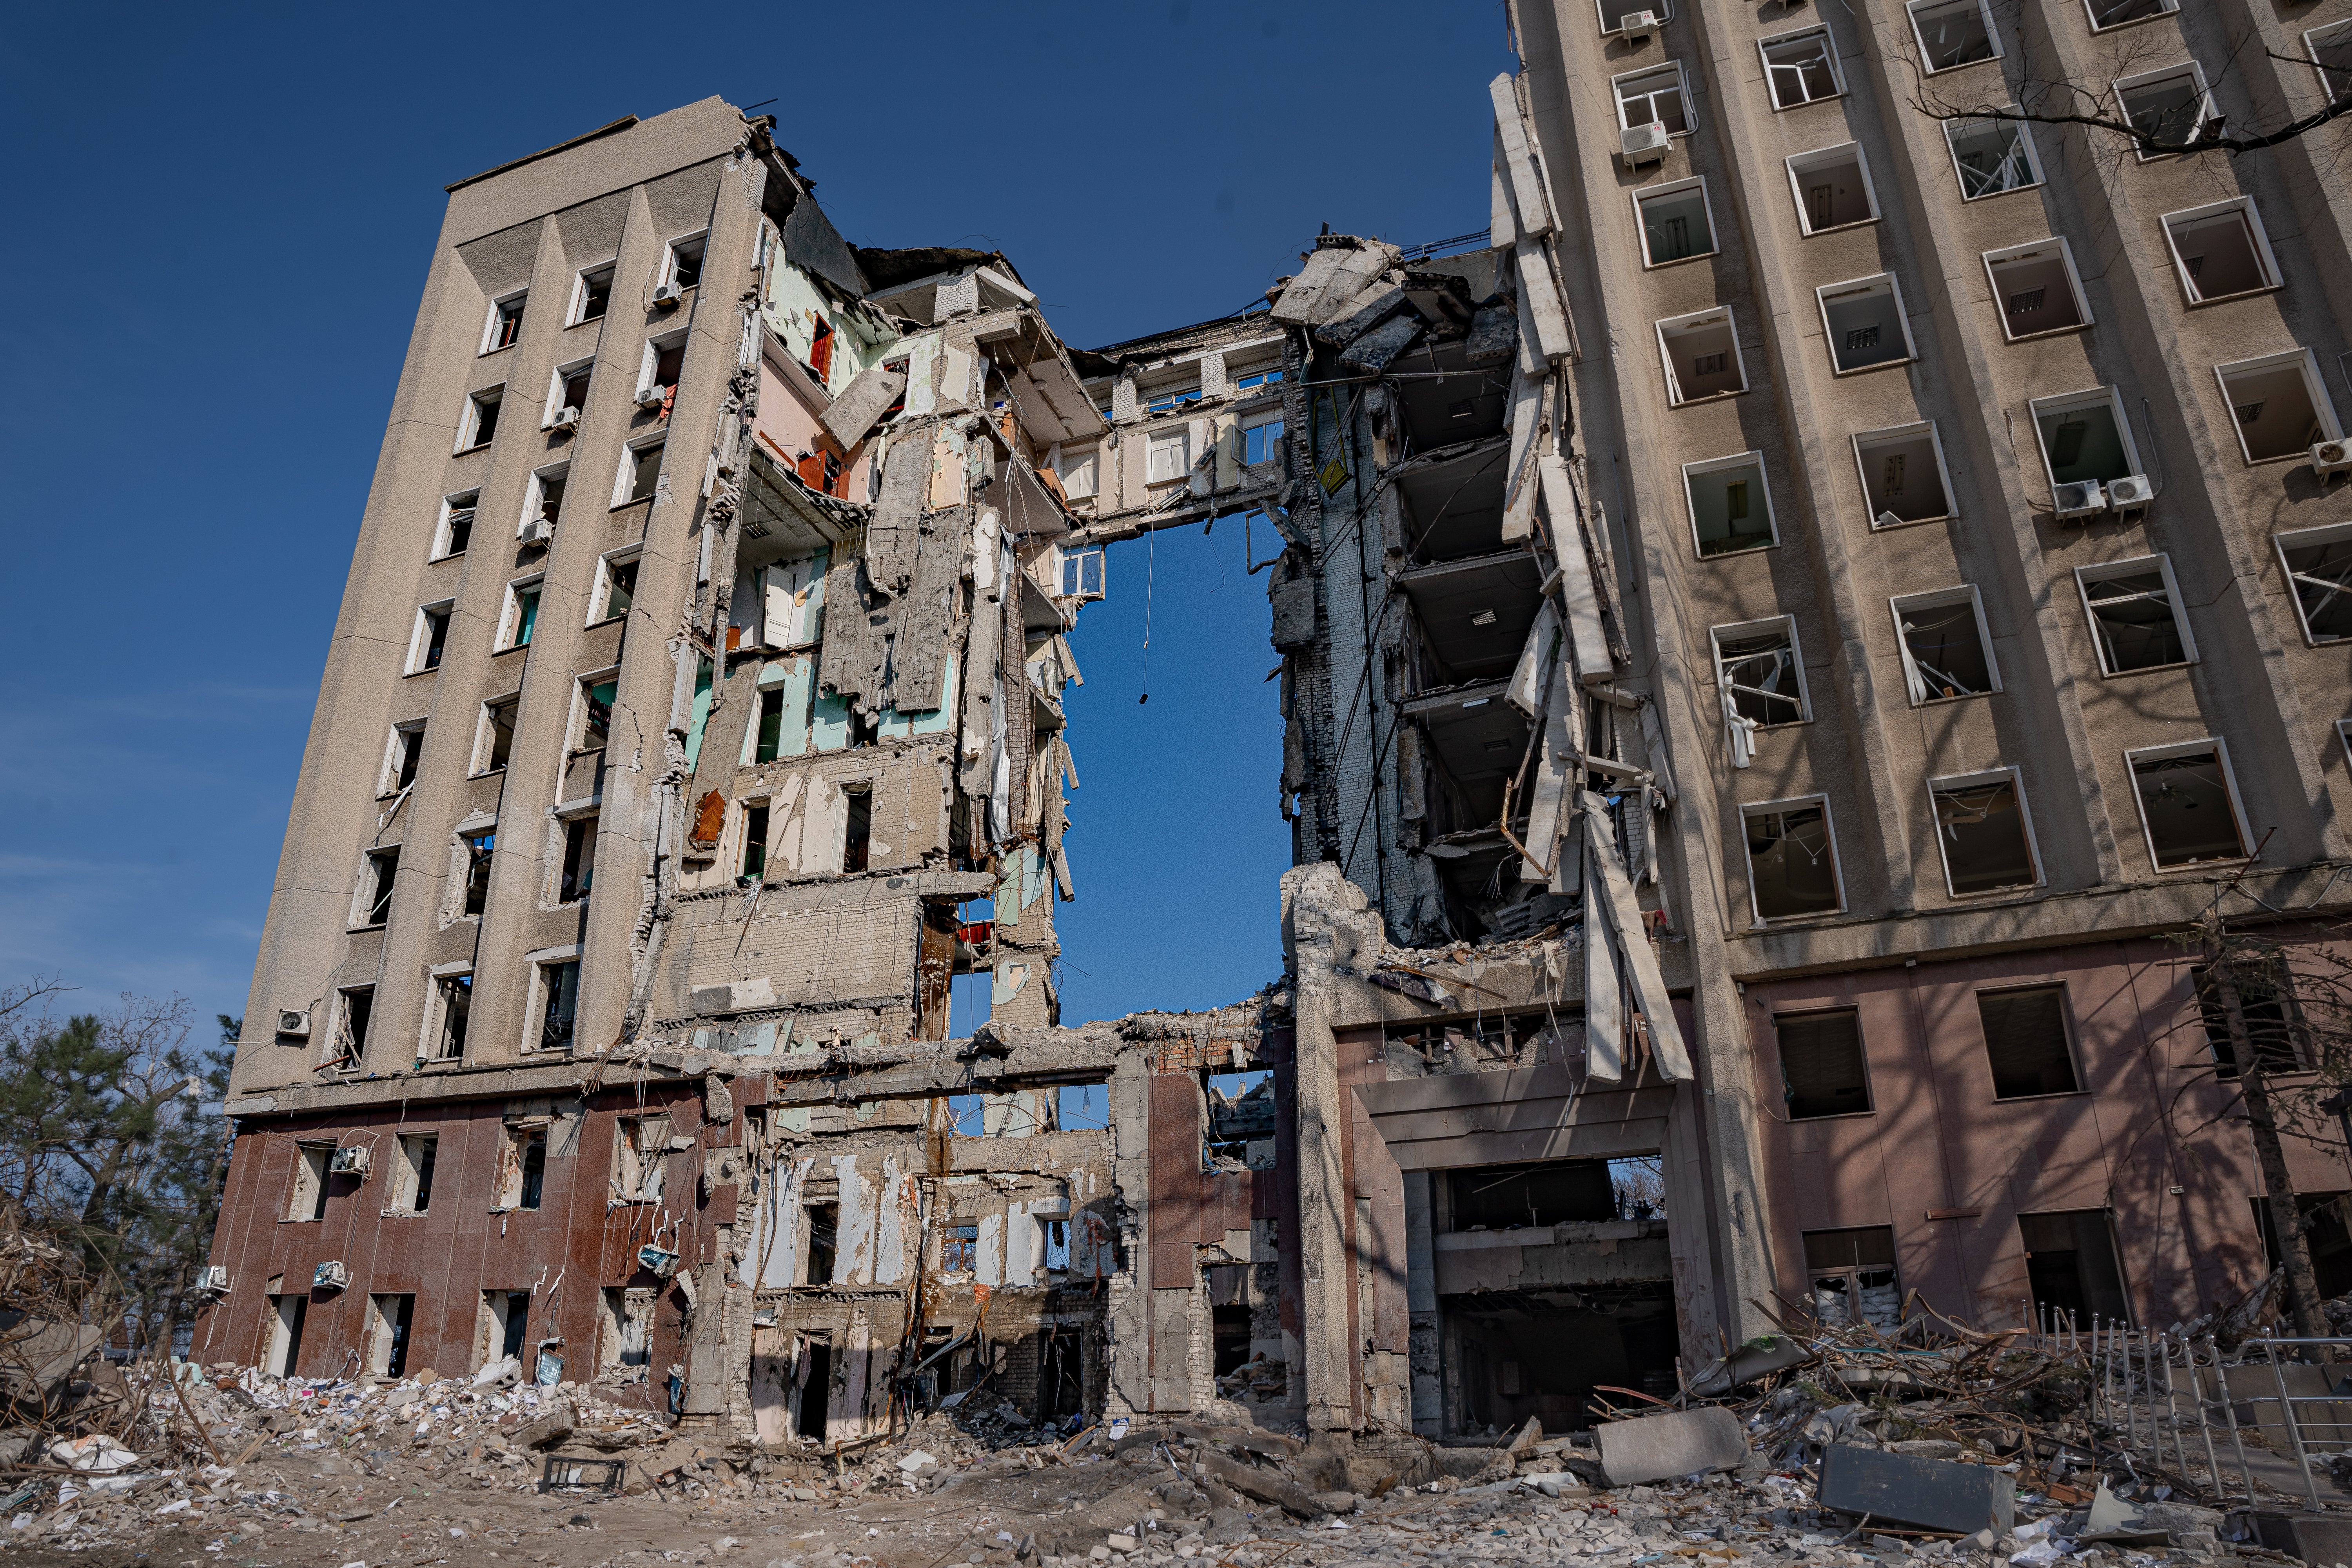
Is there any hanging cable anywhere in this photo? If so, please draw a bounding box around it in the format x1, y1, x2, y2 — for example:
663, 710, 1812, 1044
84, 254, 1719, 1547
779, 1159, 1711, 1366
1138, 525, 1155, 704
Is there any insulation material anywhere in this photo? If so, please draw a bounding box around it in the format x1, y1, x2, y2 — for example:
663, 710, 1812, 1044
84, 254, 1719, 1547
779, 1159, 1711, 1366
1488, 73, 1555, 238
1505, 599, 1562, 719
1537, 456, 1613, 683
1583, 793, 1692, 1081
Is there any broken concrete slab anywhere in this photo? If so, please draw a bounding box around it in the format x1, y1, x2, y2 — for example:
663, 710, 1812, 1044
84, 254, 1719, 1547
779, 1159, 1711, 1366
820, 364, 906, 451
1465, 298, 1519, 365
1200, 1450, 1326, 1517
1687, 1334, 1816, 1397
1594, 1406, 1748, 1486
1312, 283, 1410, 349
2243, 1511, 2352, 1566
1338, 314, 1422, 375
1269, 247, 1353, 326
1816, 1444, 2015, 1535
514, 1399, 574, 1450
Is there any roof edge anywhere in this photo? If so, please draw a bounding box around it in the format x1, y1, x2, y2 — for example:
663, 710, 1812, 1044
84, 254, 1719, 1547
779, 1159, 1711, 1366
445, 114, 641, 194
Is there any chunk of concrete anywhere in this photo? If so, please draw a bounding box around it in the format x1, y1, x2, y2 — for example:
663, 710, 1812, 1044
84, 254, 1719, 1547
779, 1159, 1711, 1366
1816, 1444, 2015, 1535
1594, 1406, 1748, 1486
2245, 1511, 2352, 1566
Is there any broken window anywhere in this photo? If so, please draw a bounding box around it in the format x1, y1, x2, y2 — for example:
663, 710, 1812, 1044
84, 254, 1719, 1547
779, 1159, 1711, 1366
804, 1203, 840, 1284
1240, 413, 1284, 465
613, 1116, 670, 1203
436, 491, 478, 558
1855, 423, 1956, 527
2129, 740, 2251, 868
602, 1288, 652, 1367
1788, 144, 1878, 235
1656, 308, 1746, 404
2077, 556, 2195, 674
428, 971, 470, 1059
1980, 985, 2080, 1098
1985, 238, 2090, 339
479, 1290, 532, 1368
1932, 769, 2042, 895
1232, 363, 1284, 392
1946, 113, 2043, 199
409, 603, 453, 674
497, 577, 543, 652
459, 829, 495, 916
545, 360, 592, 428
595, 551, 639, 622
1613, 63, 1691, 134
1713, 617, 1809, 727
2163, 200, 2282, 304
1804, 1227, 1901, 1328
2088, 0, 2178, 29
2021, 1209, 2131, 1331
639, 331, 688, 410
474, 697, 517, 776
460, 387, 501, 452
1909, 0, 1999, 71
1060, 545, 1106, 599
842, 785, 872, 874
381, 722, 425, 796
356, 846, 399, 927
2216, 350, 2340, 463
484, 292, 526, 353
740, 801, 768, 882
942, 1224, 980, 1273
533, 958, 581, 1053
1777, 1009, 1872, 1118
2276, 523, 2352, 643
618, 438, 664, 505
1635, 178, 1717, 267
328, 985, 373, 1073
2031, 386, 2143, 494
1143, 378, 1201, 416
575, 675, 615, 753
368, 1292, 416, 1378
1145, 427, 1191, 484
1891, 586, 1998, 703
1204, 1069, 1276, 1169
1058, 1082, 1111, 1131
2194, 962, 2308, 1077
288, 1143, 333, 1221
524, 464, 567, 532
1761, 27, 1843, 108
560, 811, 598, 902
496, 1126, 548, 1210
1742, 798, 1843, 922
266, 1294, 306, 1377
2312, 20, 2352, 103
1054, 446, 1099, 500
573, 263, 614, 325
666, 232, 706, 292
1816, 274, 1914, 372
392, 1134, 437, 1212
1684, 451, 1777, 557
2116, 62, 2214, 156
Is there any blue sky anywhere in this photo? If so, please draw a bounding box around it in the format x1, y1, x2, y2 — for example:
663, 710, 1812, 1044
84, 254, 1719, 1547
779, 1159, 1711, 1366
0, 3, 1508, 1033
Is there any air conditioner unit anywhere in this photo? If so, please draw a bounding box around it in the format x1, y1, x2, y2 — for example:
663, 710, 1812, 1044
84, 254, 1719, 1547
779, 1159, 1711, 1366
1621, 121, 1670, 170
2105, 474, 2154, 510
636, 385, 668, 410
517, 518, 554, 545
2314, 439, 2352, 477
2052, 479, 2107, 519
1620, 8, 1660, 42
652, 281, 686, 309
276, 1009, 310, 1039
313, 1260, 348, 1291
330, 1145, 371, 1177
196, 1266, 230, 1295
551, 407, 581, 432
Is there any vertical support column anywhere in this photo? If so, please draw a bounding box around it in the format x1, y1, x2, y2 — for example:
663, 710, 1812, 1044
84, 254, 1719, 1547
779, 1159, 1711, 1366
1403, 1171, 1441, 1436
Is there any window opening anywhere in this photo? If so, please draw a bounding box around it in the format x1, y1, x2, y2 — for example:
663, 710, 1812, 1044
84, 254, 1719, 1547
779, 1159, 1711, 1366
1947, 114, 2042, 198
624, 441, 664, 504
2032, 388, 2143, 491
1145, 428, 1191, 484
289, 1143, 333, 1221
394, 1134, 437, 1212
1658, 309, 1745, 403
1933, 770, 2040, 895
412, 605, 452, 674
1743, 799, 1842, 920
500, 580, 543, 651
615, 1116, 670, 1204
2117, 63, 2213, 154
328, 987, 372, 1073
843, 786, 872, 873
1598, 0, 1671, 29
527, 466, 568, 530
669, 234, 706, 291
486, 294, 526, 352
1788, 144, 1878, 234
575, 265, 613, 325
578, 677, 615, 754
477, 698, 517, 775
561, 812, 598, 902
461, 830, 495, 916
549, 363, 592, 427
942, 1224, 980, 1272
1892, 587, 1997, 702
2217, 352, 2337, 463
368, 1294, 415, 1378
1241, 414, 1284, 465
2020, 1209, 2132, 1331
1060, 546, 1106, 599
1205, 1069, 1276, 1168
1714, 619, 1807, 727
599, 555, 639, 621
2277, 524, 2352, 642
1778, 1009, 1871, 1118
359, 847, 399, 927
1058, 1082, 1111, 1131
755, 689, 786, 762
1685, 452, 1777, 557
384, 724, 425, 795
742, 802, 769, 882
537, 960, 581, 1052
1856, 423, 1955, 526
1910, 0, 1998, 70
461, 389, 501, 451
1762, 28, 1843, 108
1980, 986, 2079, 1097
1805, 1227, 1902, 1328
1446, 1159, 1661, 1228
1635, 180, 1717, 266
804, 1202, 839, 1284
2313, 20, 2352, 103
2089, 0, 2178, 28
431, 973, 471, 1059
2129, 742, 2249, 867
1055, 447, 1099, 501
1614, 64, 1691, 134
2165, 202, 2280, 303
2079, 558, 2194, 673
2194, 962, 2307, 1076
1817, 275, 1912, 372
267, 1295, 307, 1377
438, 493, 478, 558
1986, 240, 2089, 338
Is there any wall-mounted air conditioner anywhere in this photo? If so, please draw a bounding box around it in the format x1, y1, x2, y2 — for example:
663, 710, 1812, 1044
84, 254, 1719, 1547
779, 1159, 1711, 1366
550, 407, 581, 432
517, 518, 554, 545
1621, 8, 1660, 42
636, 385, 668, 410
2052, 479, 2107, 519
1621, 121, 1670, 170
330, 1145, 372, 1177
2314, 439, 2352, 478
652, 281, 685, 309
276, 1009, 310, 1039
2105, 474, 2153, 515
313, 1260, 348, 1291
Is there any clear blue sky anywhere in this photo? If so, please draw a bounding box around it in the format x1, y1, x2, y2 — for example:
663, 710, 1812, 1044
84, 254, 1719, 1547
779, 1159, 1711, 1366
0, 2, 1509, 1033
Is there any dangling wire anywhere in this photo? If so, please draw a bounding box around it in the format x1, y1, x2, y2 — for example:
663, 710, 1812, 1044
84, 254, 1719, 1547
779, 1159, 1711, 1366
1139, 526, 1155, 704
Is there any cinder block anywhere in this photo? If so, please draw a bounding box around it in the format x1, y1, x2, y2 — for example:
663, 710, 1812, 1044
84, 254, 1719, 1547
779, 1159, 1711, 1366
1817, 1445, 2015, 1535
1595, 1406, 1749, 1485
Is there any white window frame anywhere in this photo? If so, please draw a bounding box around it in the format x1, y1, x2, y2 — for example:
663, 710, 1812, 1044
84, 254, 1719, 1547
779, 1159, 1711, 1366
615, 436, 666, 507
1815, 273, 1917, 374
551, 802, 601, 907
2212, 349, 2343, 465
1595, 0, 1671, 34
481, 290, 528, 356
2124, 737, 2253, 871
433, 490, 479, 561
1633, 176, 1719, 268
570, 666, 621, 755
638, 328, 689, 403
1739, 795, 1847, 925
1890, 585, 2002, 704
2308, 19, 2352, 104
351, 844, 400, 930
1656, 307, 1749, 405
1787, 143, 1881, 236
327, 985, 374, 1073
495, 575, 546, 653
1982, 237, 2094, 342
1682, 450, 1780, 558
543, 357, 594, 429
1145, 426, 1191, 485
524, 946, 585, 1055
1854, 421, 1958, 528
570, 262, 615, 326
2161, 198, 2284, 305
1944, 112, 2045, 200
663, 229, 709, 292
2086, 0, 2180, 33
378, 719, 427, 798
2075, 553, 2199, 675
1711, 615, 1812, 728
1759, 25, 1846, 110
446, 815, 497, 924
407, 600, 455, 676
2275, 523, 2352, 645
1054, 445, 1100, 500
417, 962, 472, 1065
590, 546, 643, 626
2114, 60, 2216, 159
1928, 767, 2045, 897
1613, 61, 1695, 136
1239, 412, 1284, 467
521, 461, 569, 538
1907, 0, 2002, 73
2029, 386, 2144, 496
456, 386, 503, 454
389, 1129, 441, 1208
471, 696, 519, 777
